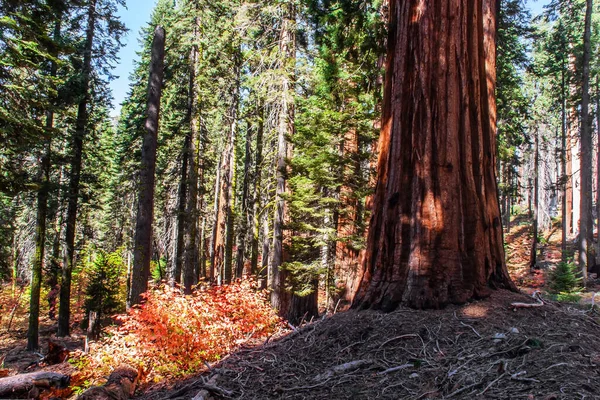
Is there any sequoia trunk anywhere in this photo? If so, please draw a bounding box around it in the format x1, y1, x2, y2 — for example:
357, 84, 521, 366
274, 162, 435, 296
353, 0, 515, 310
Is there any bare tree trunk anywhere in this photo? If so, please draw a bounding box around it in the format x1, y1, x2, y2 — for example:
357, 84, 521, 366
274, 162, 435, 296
128, 26, 165, 308
353, 0, 515, 310
58, 1, 95, 336
578, 0, 593, 280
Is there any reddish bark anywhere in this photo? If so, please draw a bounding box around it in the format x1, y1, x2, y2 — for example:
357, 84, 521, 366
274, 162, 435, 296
353, 0, 515, 310
334, 129, 361, 304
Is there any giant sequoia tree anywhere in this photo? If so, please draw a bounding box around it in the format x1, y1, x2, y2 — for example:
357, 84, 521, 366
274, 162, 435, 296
353, 0, 516, 310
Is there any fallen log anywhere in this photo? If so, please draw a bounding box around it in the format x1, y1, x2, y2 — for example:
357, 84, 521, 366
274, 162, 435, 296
77, 366, 138, 400
0, 370, 70, 398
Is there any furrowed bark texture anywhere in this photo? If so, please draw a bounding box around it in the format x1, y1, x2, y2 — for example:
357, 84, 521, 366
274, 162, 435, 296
353, 0, 515, 311
129, 26, 165, 308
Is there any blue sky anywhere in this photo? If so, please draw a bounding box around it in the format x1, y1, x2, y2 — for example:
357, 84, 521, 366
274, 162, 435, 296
108, 0, 552, 118
109, 0, 156, 117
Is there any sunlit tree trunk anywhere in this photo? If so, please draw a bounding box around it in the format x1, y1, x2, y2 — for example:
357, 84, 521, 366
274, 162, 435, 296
128, 26, 165, 308
58, 1, 96, 336
353, 0, 515, 310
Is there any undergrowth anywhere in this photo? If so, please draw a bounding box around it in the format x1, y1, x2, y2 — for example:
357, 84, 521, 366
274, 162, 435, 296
70, 280, 283, 387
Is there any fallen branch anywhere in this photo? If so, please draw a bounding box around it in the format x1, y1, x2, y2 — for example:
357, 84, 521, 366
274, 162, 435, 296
314, 360, 372, 381
0, 371, 70, 398
377, 334, 420, 349
377, 363, 413, 375
510, 301, 544, 309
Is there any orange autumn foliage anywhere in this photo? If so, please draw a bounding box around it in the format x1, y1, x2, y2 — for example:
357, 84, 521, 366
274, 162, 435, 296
75, 281, 283, 385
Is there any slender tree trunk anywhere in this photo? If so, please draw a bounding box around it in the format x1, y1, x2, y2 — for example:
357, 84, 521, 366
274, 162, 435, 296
530, 128, 539, 271
209, 153, 222, 282
128, 26, 165, 308
58, 1, 96, 336
183, 20, 200, 294
566, 131, 573, 236
353, 0, 515, 310
196, 123, 207, 282
27, 123, 52, 350
578, 0, 593, 280
173, 136, 189, 285
595, 79, 600, 265
236, 121, 252, 278
28, 16, 61, 349
271, 1, 295, 315
250, 103, 265, 276
215, 75, 240, 284
561, 68, 568, 260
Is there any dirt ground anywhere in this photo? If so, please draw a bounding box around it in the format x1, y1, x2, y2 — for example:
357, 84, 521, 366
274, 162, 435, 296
2, 214, 600, 399
134, 290, 600, 400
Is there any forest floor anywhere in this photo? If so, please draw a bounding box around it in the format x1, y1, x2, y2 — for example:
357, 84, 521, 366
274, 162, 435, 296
1, 213, 600, 399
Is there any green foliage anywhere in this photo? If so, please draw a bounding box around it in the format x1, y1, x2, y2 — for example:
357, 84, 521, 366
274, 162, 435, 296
151, 258, 167, 283
549, 259, 582, 295
81, 247, 126, 328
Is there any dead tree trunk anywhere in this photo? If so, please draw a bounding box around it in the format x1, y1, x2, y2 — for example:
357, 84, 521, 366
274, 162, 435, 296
353, 0, 515, 310
129, 26, 165, 308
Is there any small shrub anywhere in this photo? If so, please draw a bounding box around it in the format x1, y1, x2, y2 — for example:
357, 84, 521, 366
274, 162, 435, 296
549, 259, 582, 299
81, 248, 126, 329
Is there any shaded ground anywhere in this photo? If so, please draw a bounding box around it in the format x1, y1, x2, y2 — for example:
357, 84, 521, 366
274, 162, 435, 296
138, 290, 600, 400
